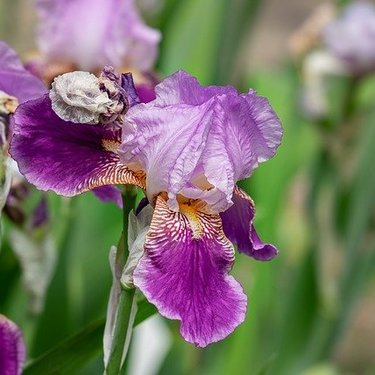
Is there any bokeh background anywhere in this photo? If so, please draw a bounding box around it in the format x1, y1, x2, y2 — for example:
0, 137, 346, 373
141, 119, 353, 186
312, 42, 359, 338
1, 0, 375, 374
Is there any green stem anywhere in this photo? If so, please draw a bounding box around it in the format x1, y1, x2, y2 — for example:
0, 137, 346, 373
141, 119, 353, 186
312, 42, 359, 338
106, 289, 137, 375
117, 185, 137, 266
341, 77, 360, 121
106, 185, 138, 375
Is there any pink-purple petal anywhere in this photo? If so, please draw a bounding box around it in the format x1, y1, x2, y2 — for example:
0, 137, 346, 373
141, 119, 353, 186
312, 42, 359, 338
92, 186, 123, 207
221, 187, 278, 261
9, 95, 144, 196
323, 2, 375, 75
35, 0, 161, 71
0, 42, 46, 103
0, 315, 26, 375
121, 101, 214, 210
133, 196, 247, 347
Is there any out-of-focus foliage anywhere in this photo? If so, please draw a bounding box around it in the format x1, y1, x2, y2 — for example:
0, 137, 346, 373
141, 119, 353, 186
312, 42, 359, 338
1, 0, 375, 374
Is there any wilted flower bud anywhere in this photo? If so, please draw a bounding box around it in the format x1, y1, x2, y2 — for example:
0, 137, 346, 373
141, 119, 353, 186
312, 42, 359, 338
50, 68, 136, 125
50, 71, 114, 124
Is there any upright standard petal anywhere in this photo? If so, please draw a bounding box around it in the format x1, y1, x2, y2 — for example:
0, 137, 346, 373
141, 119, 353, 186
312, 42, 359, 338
0, 42, 46, 103
133, 196, 247, 347
221, 187, 278, 261
0, 315, 26, 375
121, 71, 282, 213
35, 0, 161, 71
10, 95, 144, 196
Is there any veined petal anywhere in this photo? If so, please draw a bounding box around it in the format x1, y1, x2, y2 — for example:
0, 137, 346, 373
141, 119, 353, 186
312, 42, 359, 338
9, 95, 144, 196
151, 70, 237, 107
221, 187, 278, 261
122, 71, 282, 213
0, 315, 25, 375
0, 42, 46, 103
133, 196, 247, 347
35, 0, 161, 71
121, 101, 213, 210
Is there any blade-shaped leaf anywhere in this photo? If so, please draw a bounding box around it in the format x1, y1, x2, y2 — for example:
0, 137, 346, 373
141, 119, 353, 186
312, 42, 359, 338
24, 301, 157, 375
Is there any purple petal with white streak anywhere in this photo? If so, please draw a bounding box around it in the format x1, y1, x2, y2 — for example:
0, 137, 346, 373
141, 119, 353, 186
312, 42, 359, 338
10, 95, 144, 196
133, 196, 247, 347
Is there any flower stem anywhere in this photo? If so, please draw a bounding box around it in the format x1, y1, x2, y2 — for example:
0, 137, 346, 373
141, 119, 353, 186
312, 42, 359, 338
106, 289, 137, 375
106, 185, 138, 375
117, 185, 138, 266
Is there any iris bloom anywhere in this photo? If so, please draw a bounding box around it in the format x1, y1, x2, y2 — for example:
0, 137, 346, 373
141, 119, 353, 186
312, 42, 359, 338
0, 315, 25, 375
30, 0, 160, 89
323, 1, 375, 76
10, 70, 282, 347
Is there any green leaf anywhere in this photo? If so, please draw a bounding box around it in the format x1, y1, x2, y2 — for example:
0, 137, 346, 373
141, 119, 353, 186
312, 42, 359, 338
24, 300, 157, 375
158, 0, 262, 85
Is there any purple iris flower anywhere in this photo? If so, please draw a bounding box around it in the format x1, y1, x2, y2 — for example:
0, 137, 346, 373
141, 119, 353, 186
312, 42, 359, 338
323, 1, 375, 76
120, 71, 282, 346
34, 0, 161, 72
10, 70, 282, 347
0, 315, 26, 375
9, 68, 145, 199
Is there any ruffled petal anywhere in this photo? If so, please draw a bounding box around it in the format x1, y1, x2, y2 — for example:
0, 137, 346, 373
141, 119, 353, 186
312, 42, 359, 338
0, 315, 26, 375
10, 95, 144, 196
133, 196, 247, 347
122, 71, 282, 213
35, 0, 161, 71
0, 42, 46, 103
221, 187, 278, 261
121, 100, 214, 210
151, 70, 237, 107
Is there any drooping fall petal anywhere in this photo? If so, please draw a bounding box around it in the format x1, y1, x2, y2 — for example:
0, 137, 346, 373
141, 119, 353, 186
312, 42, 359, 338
10, 95, 144, 196
221, 187, 278, 261
133, 196, 247, 347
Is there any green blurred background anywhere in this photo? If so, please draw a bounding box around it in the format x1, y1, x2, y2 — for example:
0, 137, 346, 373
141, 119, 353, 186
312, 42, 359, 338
1, 0, 375, 374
